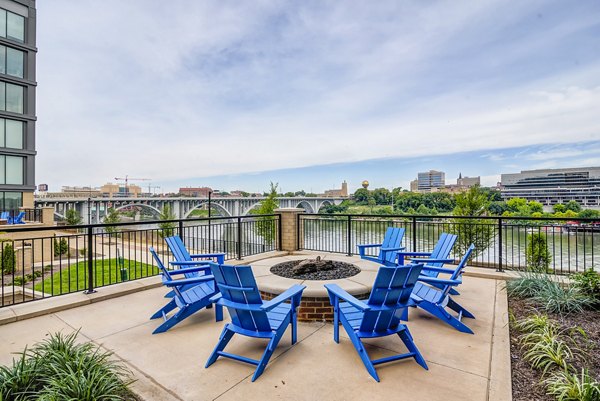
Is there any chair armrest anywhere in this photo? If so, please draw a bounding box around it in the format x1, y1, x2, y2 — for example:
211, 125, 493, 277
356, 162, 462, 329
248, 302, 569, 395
381, 246, 405, 252
170, 260, 210, 267
420, 266, 455, 274
368, 299, 416, 311
261, 284, 306, 311
418, 276, 461, 287
324, 284, 370, 311
357, 243, 382, 249
167, 265, 210, 275
190, 253, 226, 264
398, 251, 431, 257
164, 275, 215, 287
410, 258, 454, 264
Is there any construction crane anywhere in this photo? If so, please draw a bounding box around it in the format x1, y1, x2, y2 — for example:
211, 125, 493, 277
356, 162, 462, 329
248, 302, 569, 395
146, 184, 161, 195
114, 176, 151, 196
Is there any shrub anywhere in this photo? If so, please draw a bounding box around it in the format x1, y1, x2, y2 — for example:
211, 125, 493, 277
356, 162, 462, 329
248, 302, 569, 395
525, 232, 551, 272
0, 331, 134, 401
571, 270, 600, 301
513, 312, 555, 333
545, 369, 600, 401
12, 276, 27, 286
532, 280, 595, 315
506, 272, 555, 298
1, 242, 16, 274
521, 325, 573, 375
53, 238, 69, 257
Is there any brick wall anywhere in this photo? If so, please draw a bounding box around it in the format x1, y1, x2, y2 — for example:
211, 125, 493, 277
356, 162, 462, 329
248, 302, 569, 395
260, 291, 370, 323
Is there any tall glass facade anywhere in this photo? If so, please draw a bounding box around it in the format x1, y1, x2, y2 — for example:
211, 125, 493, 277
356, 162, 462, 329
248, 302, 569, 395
0, 0, 35, 211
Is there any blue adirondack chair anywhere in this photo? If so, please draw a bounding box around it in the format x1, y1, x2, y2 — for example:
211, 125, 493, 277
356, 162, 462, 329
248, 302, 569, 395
325, 263, 428, 382
149, 247, 223, 334
205, 262, 305, 381
396, 232, 459, 295
357, 227, 405, 266
11, 212, 25, 224
163, 236, 226, 298
407, 244, 476, 334
0, 212, 9, 220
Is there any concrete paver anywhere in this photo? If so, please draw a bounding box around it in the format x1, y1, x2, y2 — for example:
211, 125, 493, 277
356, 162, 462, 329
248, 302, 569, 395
0, 259, 511, 401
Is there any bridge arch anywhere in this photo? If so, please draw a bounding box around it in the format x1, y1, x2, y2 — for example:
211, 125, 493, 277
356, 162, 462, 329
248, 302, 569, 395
111, 204, 162, 220
295, 201, 315, 213
184, 202, 232, 218
241, 201, 263, 216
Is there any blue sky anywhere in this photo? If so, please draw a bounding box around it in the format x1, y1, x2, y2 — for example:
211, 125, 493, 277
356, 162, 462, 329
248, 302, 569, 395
35, 1, 600, 193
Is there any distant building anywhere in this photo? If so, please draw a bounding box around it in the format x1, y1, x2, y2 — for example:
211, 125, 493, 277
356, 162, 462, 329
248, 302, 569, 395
457, 173, 480, 187
323, 181, 349, 197
409, 179, 419, 192
501, 167, 600, 207
101, 182, 142, 197
37, 183, 48, 192
179, 187, 212, 197
415, 170, 445, 192
62, 186, 102, 197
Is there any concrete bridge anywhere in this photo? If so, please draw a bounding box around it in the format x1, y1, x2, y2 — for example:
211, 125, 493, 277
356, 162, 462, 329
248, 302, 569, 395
35, 196, 345, 223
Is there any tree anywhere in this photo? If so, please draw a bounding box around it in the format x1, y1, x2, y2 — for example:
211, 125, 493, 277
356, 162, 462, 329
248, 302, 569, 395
284, 192, 295, 197
254, 182, 279, 245
158, 205, 176, 238
1, 241, 15, 274
528, 201, 544, 214
53, 238, 69, 257
579, 209, 600, 219
372, 188, 391, 205
104, 208, 121, 236
553, 203, 566, 213
353, 188, 371, 204
488, 201, 508, 216
565, 200, 582, 213
65, 209, 83, 226
294, 190, 306, 197
525, 232, 551, 272
450, 186, 494, 259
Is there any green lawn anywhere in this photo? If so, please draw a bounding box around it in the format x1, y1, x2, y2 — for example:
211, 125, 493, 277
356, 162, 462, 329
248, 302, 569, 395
34, 258, 159, 296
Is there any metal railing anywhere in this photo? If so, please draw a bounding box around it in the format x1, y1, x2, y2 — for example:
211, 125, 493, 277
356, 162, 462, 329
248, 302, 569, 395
298, 213, 600, 274
0, 214, 280, 307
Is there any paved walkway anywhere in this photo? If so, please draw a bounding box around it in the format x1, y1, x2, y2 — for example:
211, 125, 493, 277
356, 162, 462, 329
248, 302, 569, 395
0, 267, 511, 401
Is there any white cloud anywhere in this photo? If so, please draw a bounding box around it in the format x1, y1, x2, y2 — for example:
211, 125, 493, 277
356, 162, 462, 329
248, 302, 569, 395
34, 1, 600, 190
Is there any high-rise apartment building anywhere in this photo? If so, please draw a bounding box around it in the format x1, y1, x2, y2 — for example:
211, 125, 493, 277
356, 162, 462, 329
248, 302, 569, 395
416, 170, 445, 192
0, 0, 35, 212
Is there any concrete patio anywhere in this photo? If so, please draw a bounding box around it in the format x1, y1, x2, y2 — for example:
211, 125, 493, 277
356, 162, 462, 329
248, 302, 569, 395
0, 252, 511, 401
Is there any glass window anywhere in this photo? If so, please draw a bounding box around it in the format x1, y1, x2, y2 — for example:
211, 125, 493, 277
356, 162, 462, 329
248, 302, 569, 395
5, 155, 23, 184
5, 119, 22, 148
0, 83, 5, 111
0, 46, 5, 75
5, 83, 23, 113
0, 118, 4, 147
6, 47, 23, 78
0, 10, 6, 38
6, 12, 24, 42
0, 156, 5, 184
4, 191, 22, 211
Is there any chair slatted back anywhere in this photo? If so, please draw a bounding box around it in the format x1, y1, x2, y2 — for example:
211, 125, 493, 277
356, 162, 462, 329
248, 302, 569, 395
439, 244, 475, 298
210, 263, 271, 333
428, 233, 458, 267
149, 247, 185, 302
165, 236, 192, 262
359, 263, 423, 333
379, 227, 405, 265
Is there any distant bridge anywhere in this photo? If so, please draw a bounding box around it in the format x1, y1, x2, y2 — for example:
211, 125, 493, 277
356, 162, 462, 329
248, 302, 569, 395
35, 196, 346, 223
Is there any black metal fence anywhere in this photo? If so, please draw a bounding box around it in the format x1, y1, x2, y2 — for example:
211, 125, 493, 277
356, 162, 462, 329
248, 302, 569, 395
0, 214, 280, 307
298, 213, 600, 274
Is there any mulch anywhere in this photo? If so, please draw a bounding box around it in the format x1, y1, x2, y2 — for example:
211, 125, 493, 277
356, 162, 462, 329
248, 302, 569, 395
509, 297, 600, 401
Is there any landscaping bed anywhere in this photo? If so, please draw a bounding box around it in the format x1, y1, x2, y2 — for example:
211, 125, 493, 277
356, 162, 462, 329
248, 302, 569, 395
508, 270, 600, 401
510, 297, 600, 401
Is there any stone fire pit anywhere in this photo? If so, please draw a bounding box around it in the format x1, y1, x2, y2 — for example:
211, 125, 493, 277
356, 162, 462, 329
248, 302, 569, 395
251, 253, 380, 322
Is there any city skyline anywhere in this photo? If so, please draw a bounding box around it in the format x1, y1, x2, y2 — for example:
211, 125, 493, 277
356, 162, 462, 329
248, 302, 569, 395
35, 1, 600, 193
